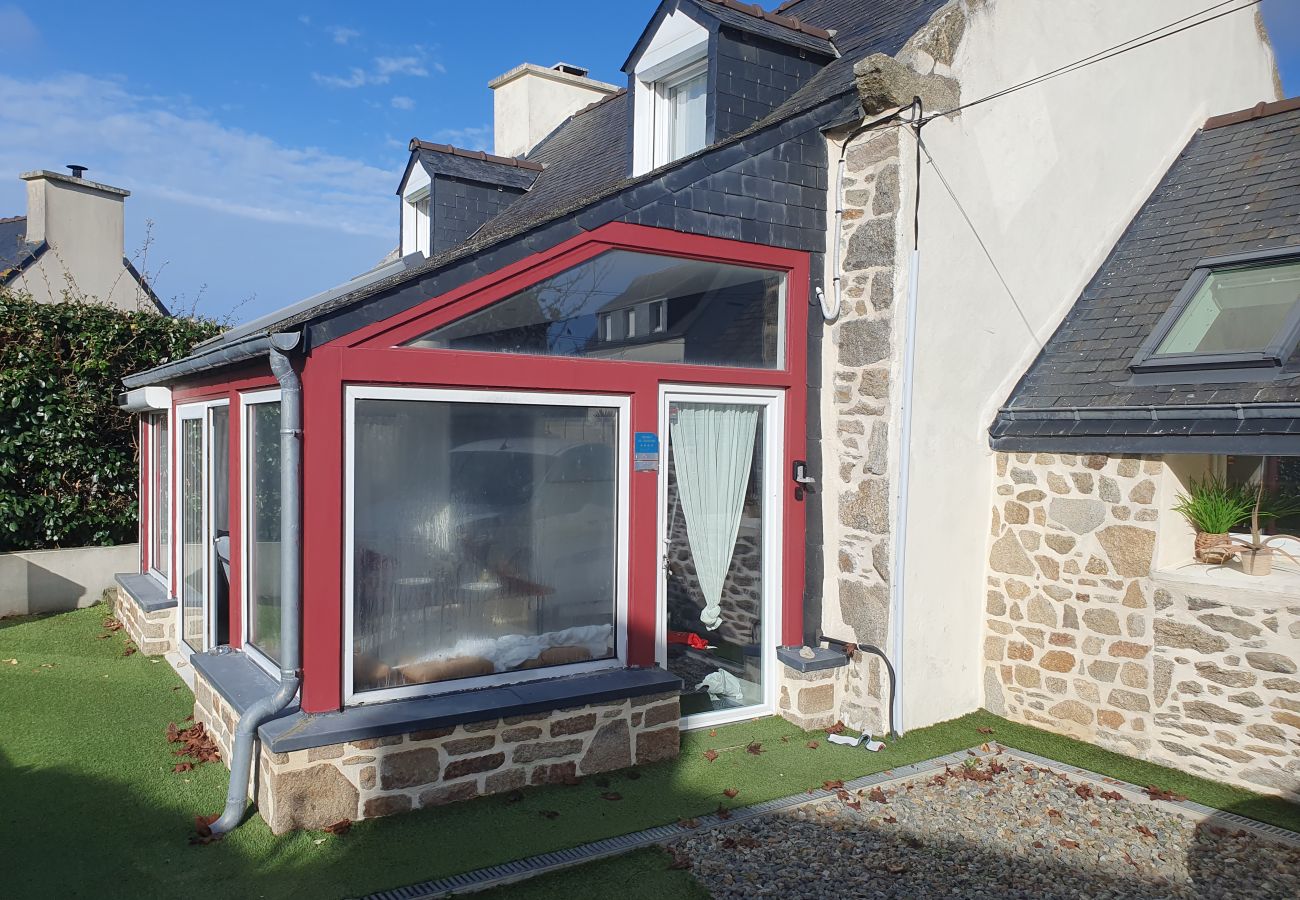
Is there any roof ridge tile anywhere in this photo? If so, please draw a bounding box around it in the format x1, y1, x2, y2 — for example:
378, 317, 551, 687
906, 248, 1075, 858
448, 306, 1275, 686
407, 138, 545, 171
698, 0, 833, 41
1203, 96, 1300, 131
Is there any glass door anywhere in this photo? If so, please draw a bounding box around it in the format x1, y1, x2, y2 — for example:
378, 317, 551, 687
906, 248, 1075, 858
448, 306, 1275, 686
178, 401, 229, 653
658, 387, 782, 730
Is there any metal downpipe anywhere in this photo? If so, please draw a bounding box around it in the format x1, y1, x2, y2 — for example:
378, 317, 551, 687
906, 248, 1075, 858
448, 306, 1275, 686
210, 332, 303, 835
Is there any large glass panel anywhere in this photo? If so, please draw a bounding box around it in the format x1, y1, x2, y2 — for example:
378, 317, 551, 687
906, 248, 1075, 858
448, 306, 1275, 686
181, 418, 204, 651
210, 407, 230, 647
351, 397, 619, 696
152, 415, 169, 578
668, 69, 707, 161
664, 401, 765, 718
405, 250, 784, 369
1156, 260, 1300, 356
247, 402, 283, 666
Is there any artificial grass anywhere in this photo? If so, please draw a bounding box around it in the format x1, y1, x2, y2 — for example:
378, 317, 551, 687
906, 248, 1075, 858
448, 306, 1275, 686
472, 848, 709, 900
1, 605, 1295, 900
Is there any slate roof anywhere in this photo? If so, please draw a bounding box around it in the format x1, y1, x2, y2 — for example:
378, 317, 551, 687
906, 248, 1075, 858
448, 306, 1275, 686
406, 140, 543, 192
134, 0, 944, 376
0, 215, 43, 281
991, 100, 1300, 453
694, 0, 837, 57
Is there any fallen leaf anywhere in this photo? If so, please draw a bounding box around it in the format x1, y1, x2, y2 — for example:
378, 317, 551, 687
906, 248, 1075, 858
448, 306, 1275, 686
540, 810, 559, 820
868, 787, 888, 804
715, 804, 732, 820
1059, 839, 1079, 850
823, 779, 844, 790
1135, 825, 1156, 838
703, 749, 719, 762
677, 818, 699, 829
1074, 784, 1094, 800
721, 837, 736, 849
883, 815, 897, 824
780, 735, 789, 743
1100, 790, 1123, 801
806, 740, 820, 749
173, 762, 193, 773
1144, 785, 1187, 803
827, 721, 847, 735
323, 820, 351, 836
193, 813, 219, 837
977, 726, 995, 735
1090, 818, 1101, 827
600, 792, 622, 801
183, 714, 194, 722
745, 741, 762, 755
1031, 840, 1045, 849
708, 730, 717, 737
723, 788, 739, 799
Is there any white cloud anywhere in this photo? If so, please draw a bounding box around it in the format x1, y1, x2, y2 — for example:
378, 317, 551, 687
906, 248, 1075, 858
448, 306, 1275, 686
297, 13, 311, 25
433, 61, 448, 75
375, 56, 428, 78
312, 67, 379, 89
328, 25, 360, 45
432, 125, 493, 152
391, 96, 415, 110
0, 73, 394, 240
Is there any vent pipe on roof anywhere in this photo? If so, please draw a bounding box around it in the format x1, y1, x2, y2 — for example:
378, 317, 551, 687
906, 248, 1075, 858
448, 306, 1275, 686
210, 332, 304, 835
67, 164, 88, 179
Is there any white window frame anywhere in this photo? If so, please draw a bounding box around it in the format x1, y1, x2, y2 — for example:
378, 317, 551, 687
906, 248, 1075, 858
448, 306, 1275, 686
650, 298, 667, 333
624, 307, 637, 339
654, 60, 708, 167
239, 389, 283, 679
175, 398, 229, 656
631, 9, 709, 176
343, 385, 631, 706
409, 188, 431, 257
147, 410, 172, 586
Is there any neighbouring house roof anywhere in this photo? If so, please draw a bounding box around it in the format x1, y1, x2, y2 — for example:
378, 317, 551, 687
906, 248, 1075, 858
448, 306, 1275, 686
0, 215, 45, 284
991, 98, 1300, 454
693, 0, 838, 57
132, 0, 944, 383
398, 140, 544, 196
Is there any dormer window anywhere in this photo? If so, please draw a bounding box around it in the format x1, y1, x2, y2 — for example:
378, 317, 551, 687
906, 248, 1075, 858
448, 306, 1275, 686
408, 189, 430, 257
630, 8, 709, 175
1131, 247, 1300, 373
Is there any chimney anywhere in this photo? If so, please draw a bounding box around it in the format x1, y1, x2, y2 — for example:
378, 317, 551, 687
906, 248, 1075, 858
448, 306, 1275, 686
21, 168, 129, 265
489, 62, 619, 158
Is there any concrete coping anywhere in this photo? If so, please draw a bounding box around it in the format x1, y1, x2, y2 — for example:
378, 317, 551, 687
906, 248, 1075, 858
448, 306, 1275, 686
777, 645, 849, 673
193, 650, 683, 754
114, 572, 177, 613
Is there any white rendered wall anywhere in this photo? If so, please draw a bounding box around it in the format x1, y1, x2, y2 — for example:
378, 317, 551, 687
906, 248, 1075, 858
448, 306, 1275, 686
491, 65, 619, 159
893, 1, 1278, 729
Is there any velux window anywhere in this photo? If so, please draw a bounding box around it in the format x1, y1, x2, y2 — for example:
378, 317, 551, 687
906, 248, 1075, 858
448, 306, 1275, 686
1132, 248, 1300, 372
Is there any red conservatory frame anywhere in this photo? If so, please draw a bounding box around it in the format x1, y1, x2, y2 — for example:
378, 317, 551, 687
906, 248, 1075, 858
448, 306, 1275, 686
140, 222, 810, 714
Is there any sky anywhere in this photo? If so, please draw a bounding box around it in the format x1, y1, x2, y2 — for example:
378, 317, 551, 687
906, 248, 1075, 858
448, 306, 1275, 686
0, 1, 1295, 324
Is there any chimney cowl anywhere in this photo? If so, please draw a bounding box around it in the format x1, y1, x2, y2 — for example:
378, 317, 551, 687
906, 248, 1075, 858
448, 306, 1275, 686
67, 164, 88, 179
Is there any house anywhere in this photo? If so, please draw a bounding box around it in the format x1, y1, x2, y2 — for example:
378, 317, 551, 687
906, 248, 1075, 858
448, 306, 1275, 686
112, 0, 1284, 834
1, 166, 165, 312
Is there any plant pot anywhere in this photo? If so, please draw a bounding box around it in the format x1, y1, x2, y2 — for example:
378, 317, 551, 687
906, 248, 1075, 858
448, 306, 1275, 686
1194, 532, 1230, 564
1240, 548, 1272, 577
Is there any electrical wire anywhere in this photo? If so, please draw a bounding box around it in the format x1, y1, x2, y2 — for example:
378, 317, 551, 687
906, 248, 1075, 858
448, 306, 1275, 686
922, 0, 1263, 122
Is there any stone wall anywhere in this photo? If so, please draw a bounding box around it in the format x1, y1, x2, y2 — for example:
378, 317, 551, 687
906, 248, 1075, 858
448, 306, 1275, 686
194, 667, 681, 833
113, 585, 177, 656
814, 124, 904, 736
984, 452, 1300, 798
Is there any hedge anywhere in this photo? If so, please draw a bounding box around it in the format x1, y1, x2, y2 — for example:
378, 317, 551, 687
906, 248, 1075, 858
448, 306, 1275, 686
0, 292, 222, 551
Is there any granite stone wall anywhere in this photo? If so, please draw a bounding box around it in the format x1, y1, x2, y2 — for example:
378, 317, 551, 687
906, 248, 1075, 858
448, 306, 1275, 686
194, 667, 680, 833
114, 586, 177, 656
984, 452, 1300, 798
813, 125, 905, 736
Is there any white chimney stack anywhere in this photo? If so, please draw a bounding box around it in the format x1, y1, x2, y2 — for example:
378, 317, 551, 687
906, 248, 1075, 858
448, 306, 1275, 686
489, 62, 619, 159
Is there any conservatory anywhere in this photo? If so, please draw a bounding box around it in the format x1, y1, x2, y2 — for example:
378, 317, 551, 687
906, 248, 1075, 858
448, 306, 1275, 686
117, 223, 812, 831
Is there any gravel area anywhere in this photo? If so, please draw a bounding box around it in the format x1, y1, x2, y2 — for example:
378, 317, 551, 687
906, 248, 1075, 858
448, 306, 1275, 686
670, 754, 1300, 899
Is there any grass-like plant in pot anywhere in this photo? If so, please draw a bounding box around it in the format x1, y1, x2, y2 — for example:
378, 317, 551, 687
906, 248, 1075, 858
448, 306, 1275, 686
1171, 476, 1257, 563
1202, 484, 1300, 576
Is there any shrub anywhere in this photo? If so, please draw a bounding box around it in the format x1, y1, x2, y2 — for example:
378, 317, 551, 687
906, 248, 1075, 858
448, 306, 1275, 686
0, 292, 221, 551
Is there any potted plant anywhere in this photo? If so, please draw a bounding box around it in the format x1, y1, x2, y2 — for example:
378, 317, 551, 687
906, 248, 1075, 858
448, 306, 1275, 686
1172, 476, 1257, 563
1203, 484, 1300, 576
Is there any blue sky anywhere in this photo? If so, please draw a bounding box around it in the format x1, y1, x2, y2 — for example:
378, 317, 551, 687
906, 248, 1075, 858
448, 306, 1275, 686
0, 1, 1295, 324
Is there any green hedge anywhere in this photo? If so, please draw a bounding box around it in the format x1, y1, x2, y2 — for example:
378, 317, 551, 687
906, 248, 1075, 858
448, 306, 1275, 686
0, 292, 222, 551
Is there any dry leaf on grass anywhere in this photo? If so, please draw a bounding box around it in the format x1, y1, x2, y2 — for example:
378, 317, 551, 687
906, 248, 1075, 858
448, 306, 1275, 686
806, 740, 820, 749
822, 779, 844, 790
703, 749, 719, 762
323, 820, 351, 836
1145, 785, 1187, 802
745, 741, 762, 755
977, 726, 994, 735
722, 788, 739, 799
539, 810, 559, 820
601, 792, 623, 801
826, 721, 847, 735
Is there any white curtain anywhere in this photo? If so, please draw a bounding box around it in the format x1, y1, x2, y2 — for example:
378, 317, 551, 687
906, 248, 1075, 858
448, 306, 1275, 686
671, 403, 759, 631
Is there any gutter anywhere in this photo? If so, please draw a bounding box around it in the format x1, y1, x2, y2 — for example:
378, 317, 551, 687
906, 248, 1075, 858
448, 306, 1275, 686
122, 333, 274, 389
210, 332, 304, 835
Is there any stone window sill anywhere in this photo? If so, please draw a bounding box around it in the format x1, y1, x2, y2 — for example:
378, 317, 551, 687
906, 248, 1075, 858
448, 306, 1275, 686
191, 649, 682, 754
1152, 558, 1300, 604
114, 572, 177, 613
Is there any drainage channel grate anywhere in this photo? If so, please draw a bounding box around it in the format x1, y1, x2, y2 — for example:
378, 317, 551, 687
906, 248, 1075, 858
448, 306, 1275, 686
363, 749, 974, 900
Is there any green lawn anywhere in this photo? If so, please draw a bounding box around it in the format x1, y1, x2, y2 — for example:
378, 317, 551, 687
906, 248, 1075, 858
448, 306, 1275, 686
1, 605, 1295, 900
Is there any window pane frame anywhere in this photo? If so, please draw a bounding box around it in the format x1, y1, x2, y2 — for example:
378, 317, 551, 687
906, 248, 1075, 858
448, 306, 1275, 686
241, 389, 284, 677
343, 385, 631, 706
1131, 246, 1300, 373
149, 412, 170, 582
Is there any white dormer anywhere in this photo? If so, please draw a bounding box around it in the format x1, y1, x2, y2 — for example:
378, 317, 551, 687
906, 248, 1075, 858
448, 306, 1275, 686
400, 163, 431, 257
631, 8, 709, 176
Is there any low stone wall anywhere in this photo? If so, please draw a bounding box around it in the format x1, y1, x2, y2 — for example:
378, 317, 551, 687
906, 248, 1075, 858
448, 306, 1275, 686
114, 585, 177, 656
984, 452, 1300, 798
194, 667, 681, 833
